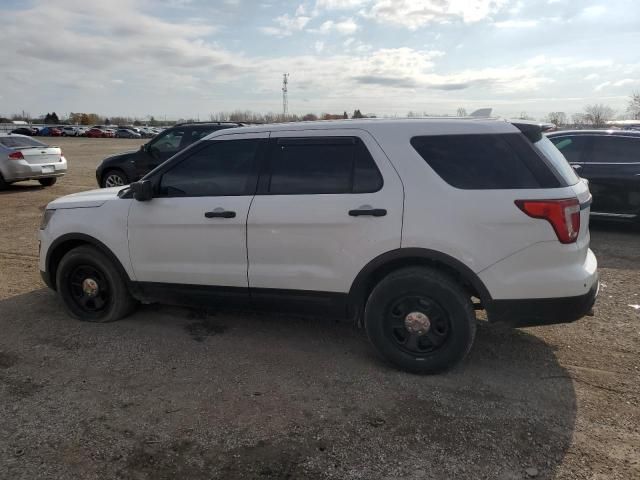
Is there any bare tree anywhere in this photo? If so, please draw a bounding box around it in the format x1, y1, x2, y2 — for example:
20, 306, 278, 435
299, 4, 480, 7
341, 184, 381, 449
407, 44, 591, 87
583, 104, 615, 127
456, 107, 467, 117
627, 92, 640, 120
517, 111, 534, 120
546, 112, 567, 128
571, 113, 587, 128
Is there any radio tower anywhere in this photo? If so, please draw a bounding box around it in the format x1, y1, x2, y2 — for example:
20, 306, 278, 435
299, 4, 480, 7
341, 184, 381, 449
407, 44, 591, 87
282, 73, 289, 117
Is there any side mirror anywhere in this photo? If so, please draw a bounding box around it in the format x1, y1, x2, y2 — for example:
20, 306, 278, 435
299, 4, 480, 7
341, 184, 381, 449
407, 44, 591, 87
131, 180, 153, 201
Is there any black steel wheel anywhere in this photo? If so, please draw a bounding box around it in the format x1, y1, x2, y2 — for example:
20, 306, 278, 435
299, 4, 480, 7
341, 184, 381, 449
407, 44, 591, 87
365, 267, 476, 374
56, 245, 137, 322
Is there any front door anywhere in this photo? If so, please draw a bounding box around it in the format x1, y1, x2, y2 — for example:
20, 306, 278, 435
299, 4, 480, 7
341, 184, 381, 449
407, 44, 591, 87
127, 132, 268, 287
247, 129, 404, 295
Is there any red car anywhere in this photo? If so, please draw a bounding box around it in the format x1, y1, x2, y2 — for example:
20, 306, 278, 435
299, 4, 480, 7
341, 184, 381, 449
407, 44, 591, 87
86, 128, 107, 138
48, 127, 63, 137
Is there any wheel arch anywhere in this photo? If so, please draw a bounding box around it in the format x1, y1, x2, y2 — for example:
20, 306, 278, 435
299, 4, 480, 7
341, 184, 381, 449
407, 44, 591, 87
347, 248, 492, 324
46, 233, 132, 291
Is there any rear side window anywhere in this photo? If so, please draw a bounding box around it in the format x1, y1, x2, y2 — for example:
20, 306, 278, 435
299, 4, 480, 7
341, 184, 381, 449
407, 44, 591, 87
410, 133, 558, 189
533, 136, 579, 185
267, 137, 382, 195
589, 136, 640, 163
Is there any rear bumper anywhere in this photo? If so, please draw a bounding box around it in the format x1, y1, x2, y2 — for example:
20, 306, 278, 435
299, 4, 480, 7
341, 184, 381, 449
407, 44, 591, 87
3, 158, 67, 182
487, 277, 599, 328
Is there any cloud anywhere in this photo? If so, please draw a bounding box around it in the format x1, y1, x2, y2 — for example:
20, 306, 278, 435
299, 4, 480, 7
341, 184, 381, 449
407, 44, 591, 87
260, 12, 311, 36
314, 0, 370, 11
361, 0, 510, 29
315, 18, 360, 35
494, 19, 538, 28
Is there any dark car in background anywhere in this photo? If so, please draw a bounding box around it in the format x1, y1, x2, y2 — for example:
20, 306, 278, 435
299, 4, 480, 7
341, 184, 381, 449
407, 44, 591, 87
116, 129, 142, 139
10, 127, 38, 136
547, 130, 640, 222
95, 122, 242, 187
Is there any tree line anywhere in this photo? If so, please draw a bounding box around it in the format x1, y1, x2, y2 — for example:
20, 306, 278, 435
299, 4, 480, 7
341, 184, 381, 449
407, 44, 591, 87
2, 93, 638, 127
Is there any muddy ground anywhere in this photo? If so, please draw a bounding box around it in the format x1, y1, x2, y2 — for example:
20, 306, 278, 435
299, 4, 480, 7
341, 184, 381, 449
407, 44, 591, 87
0, 137, 638, 479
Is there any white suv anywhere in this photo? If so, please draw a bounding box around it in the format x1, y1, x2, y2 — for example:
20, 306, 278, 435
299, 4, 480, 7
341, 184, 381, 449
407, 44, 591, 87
38, 119, 598, 373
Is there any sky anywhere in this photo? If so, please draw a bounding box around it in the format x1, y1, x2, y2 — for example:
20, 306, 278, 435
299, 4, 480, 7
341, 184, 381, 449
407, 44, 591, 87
1, 0, 639, 120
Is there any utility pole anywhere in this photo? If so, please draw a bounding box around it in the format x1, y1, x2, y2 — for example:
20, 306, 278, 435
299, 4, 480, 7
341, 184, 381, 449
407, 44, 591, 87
282, 73, 289, 118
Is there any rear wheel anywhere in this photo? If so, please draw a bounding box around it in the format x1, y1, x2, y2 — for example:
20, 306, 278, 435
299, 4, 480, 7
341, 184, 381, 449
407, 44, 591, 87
38, 177, 57, 187
56, 245, 137, 322
101, 169, 129, 188
365, 267, 476, 374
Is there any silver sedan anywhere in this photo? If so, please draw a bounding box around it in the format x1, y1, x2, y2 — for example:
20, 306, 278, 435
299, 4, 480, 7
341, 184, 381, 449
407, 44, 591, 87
0, 133, 67, 189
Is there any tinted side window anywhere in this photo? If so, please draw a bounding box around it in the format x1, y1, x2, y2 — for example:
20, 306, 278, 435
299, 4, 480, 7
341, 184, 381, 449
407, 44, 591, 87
549, 136, 588, 163
267, 137, 382, 195
410, 134, 543, 189
159, 139, 260, 197
153, 129, 185, 154
589, 136, 640, 163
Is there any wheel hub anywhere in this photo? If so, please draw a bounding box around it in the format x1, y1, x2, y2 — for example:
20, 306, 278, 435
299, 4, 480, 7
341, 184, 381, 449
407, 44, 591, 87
404, 311, 431, 335
82, 278, 100, 297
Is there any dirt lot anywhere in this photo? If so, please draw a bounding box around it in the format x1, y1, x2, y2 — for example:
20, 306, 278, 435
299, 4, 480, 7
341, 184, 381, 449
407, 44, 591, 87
0, 137, 638, 479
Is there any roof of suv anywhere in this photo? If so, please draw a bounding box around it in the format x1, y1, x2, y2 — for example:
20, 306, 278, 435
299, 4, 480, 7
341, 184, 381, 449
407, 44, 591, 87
204, 117, 521, 139
173, 121, 243, 127
547, 129, 640, 137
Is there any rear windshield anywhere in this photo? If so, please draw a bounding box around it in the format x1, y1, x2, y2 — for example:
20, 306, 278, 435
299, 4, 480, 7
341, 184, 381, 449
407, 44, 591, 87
534, 136, 579, 185
410, 133, 562, 189
0, 136, 46, 148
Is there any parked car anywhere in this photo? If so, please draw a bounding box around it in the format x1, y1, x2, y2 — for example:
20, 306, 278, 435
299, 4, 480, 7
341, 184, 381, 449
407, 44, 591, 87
76, 127, 89, 136
38, 127, 62, 137
40, 119, 598, 373
547, 129, 640, 222
116, 129, 142, 139
59, 126, 79, 137
86, 128, 107, 138
11, 127, 38, 136
0, 133, 67, 189
96, 122, 241, 187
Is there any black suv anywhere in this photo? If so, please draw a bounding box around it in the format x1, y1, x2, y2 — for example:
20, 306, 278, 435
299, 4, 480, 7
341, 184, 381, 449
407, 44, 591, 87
547, 129, 640, 222
96, 122, 242, 187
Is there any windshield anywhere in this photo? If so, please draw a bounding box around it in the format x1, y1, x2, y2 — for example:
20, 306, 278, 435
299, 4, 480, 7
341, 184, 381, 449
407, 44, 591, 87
535, 136, 579, 186
0, 136, 47, 148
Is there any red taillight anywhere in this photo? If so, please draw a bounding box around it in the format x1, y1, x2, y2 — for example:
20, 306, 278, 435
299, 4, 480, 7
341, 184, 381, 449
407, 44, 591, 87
8, 151, 24, 160
515, 198, 580, 244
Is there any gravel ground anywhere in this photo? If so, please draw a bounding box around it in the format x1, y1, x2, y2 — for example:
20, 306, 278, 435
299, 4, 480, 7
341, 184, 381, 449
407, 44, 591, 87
0, 137, 638, 479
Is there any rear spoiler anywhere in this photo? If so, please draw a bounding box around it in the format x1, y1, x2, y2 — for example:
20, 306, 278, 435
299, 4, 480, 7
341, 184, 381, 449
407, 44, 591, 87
511, 121, 555, 143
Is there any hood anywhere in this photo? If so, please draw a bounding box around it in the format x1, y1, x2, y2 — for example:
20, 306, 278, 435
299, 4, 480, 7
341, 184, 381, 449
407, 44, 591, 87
100, 150, 138, 166
47, 187, 124, 210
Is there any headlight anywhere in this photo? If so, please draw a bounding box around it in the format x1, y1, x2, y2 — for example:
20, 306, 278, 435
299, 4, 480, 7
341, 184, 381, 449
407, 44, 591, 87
40, 209, 56, 230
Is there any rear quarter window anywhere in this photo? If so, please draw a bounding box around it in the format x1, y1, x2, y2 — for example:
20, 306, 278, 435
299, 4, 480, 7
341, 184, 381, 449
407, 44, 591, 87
410, 133, 560, 189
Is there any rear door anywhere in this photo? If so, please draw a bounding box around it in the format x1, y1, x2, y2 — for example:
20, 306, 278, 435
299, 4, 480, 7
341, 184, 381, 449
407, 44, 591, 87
581, 135, 640, 217
247, 129, 403, 295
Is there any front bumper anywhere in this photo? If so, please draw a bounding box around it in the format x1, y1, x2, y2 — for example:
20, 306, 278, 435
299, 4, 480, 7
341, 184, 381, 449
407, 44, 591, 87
487, 277, 599, 328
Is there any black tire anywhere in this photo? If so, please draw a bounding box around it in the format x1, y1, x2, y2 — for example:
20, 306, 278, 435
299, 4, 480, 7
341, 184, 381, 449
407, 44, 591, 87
0, 173, 8, 191
101, 169, 129, 188
38, 177, 57, 187
365, 267, 476, 374
56, 245, 137, 322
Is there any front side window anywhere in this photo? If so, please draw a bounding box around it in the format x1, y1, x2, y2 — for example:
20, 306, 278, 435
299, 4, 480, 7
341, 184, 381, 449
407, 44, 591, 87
267, 137, 382, 195
548, 135, 589, 164
159, 139, 260, 197
589, 136, 640, 163
152, 129, 185, 154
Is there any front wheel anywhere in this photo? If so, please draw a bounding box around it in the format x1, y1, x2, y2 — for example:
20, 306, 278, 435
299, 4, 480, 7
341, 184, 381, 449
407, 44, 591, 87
101, 169, 129, 188
56, 245, 137, 322
38, 177, 57, 187
365, 267, 476, 374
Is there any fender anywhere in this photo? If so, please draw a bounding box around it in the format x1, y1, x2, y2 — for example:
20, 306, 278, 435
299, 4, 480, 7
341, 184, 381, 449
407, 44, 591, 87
347, 247, 493, 320
44, 233, 133, 290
